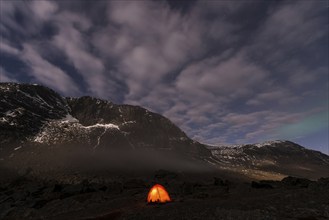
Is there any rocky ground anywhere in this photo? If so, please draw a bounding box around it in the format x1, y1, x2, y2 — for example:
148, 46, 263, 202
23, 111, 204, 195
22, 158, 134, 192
1, 169, 328, 220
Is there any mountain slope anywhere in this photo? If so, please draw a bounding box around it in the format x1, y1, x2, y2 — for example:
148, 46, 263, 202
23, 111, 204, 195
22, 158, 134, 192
210, 140, 329, 180
0, 83, 68, 145
0, 83, 211, 169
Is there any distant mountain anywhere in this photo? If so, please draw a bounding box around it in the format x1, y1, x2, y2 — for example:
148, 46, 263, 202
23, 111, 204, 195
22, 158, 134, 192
210, 140, 329, 180
0, 83, 328, 180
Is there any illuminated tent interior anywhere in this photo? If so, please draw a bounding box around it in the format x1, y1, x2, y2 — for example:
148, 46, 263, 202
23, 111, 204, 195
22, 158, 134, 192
147, 184, 171, 203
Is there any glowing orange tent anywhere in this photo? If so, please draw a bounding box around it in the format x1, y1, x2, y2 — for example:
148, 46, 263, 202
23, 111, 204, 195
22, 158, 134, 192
147, 184, 171, 203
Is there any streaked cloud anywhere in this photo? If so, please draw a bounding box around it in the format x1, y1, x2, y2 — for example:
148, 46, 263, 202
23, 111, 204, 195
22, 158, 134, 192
0, 39, 20, 56
20, 43, 80, 95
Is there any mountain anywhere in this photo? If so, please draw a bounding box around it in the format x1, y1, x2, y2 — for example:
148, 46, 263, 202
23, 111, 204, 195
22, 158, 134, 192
210, 140, 329, 180
0, 83, 328, 180
0, 83, 68, 145
0, 83, 209, 153
0, 83, 211, 175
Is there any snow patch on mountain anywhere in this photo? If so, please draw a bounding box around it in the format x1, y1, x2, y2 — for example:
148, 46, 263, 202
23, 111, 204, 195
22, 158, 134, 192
5, 110, 16, 117
33, 116, 120, 145
209, 140, 288, 150
121, 121, 136, 126
254, 140, 287, 148
211, 147, 244, 157
0, 117, 8, 123
85, 123, 119, 130
14, 146, 22, 151
61, 114, 79, 123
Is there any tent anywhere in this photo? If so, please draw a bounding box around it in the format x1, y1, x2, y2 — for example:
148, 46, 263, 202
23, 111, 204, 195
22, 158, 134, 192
147, 184, 171, 203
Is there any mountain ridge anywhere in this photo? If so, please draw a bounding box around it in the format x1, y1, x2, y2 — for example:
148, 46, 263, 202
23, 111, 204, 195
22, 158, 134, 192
1, 82, 328, 180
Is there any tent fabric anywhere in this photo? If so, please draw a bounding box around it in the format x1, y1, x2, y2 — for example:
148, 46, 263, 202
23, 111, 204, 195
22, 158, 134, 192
147, 184, 171, 203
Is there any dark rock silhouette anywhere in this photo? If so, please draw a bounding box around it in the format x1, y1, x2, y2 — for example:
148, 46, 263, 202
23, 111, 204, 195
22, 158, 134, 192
251, 181, 273, 189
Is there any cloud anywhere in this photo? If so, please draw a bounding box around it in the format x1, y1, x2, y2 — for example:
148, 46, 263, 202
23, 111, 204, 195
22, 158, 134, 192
0, 39, 20, 56
246, 89, 301, 106
91, 1, 243, 102
176, 51, 269, 100
50, 11, 114, 98
20, 43, 80, 95
0, 1, 118, 99
29, 0, 58, 21
0, 1, 24, 35
260, 1, 326, 47
0, 0, 58, 36
245, 1, 327, 72
92, 1, 205, 100
217, 110, 316, 144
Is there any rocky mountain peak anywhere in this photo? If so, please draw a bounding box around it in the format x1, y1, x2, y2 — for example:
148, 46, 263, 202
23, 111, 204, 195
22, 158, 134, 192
0, 83, 211, 158
0, 83, 68, 144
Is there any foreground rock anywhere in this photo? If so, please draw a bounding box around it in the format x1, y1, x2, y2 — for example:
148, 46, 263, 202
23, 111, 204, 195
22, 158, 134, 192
1, 172, 328, 220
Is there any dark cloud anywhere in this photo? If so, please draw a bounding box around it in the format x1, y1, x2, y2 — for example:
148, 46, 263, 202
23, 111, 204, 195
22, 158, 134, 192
0, 0, 328, 153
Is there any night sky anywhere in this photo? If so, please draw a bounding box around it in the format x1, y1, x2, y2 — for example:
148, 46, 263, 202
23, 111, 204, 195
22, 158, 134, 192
0, 1, 328, 154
